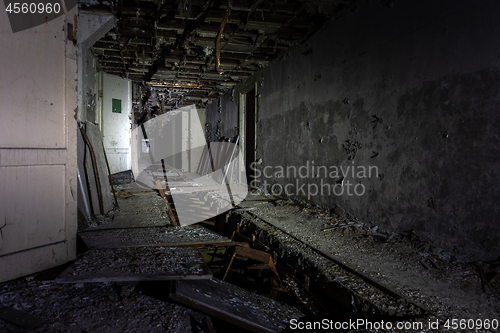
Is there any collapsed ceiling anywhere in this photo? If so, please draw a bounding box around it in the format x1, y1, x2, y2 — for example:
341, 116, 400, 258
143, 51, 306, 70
80, 0, 349, 115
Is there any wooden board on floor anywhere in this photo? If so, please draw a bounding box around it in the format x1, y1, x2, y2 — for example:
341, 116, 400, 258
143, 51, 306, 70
156, 179, 179, 226
169, 278, 303, 333
55, 247, 212, 283
78, 226, 232, 249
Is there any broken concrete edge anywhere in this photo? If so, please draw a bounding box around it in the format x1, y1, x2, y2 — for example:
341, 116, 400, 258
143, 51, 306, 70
227, 209, 432, 320
77, 224, 247, 249
77, 240, 248, 250
169, 279, 291, 333
79, 223, 209, 233
54, 247, 213, 284
54, 272, 213, 284
170, 293, 279, 333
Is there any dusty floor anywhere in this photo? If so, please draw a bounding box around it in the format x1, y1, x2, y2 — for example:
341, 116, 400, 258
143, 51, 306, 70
0, 183, 206, 333
0, 182, 300, 333
1, 181, 499, 332
0, 279, 197, 333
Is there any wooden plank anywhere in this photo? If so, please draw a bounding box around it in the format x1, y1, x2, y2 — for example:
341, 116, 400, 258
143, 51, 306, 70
108, 240, 247, 248
169, 278, 303, 333
0, 307, 46, 330
156, 179, 179, 226
224, 246, 281, 284
234, 246, 271, 263
78, 226, 232, 249
55, 247, 212, 283
80, 122, 115, 215
100, 137, 119, 208
86, 123, 114, 213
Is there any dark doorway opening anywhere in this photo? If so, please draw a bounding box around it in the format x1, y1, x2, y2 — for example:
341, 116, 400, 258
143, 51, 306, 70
244, 88, 256, 185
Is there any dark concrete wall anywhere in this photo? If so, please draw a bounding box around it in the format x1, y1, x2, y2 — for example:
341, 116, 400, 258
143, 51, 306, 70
206, 0, 500, 259
205, 94, 239, 143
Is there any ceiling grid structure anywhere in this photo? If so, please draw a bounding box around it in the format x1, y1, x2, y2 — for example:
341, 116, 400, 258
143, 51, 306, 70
80, 0, 349, 116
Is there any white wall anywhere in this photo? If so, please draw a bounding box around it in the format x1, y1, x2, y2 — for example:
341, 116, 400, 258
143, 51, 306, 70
101, 73, 132, 174
77, 13, 114, 123
0, 7, 78, 281
132, 105, 203, 182
189, 107, 206, 173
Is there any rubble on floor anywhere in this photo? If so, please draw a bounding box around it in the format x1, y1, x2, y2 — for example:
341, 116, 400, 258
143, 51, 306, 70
0, 183, 305, 332
55, 247, 213, 283
0, 279, 197, 333
2, 182, 499, 332
231, 192, 500, 329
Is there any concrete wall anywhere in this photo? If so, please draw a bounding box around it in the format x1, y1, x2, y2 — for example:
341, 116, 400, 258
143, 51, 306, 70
206, 0, 500, 260
0, 7, 78, 281
102, 73, 132, 174
206, 94, 239, 143
190, 108, 206, 172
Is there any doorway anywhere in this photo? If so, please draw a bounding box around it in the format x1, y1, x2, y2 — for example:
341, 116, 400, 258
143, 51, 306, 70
239, 84, 256, 185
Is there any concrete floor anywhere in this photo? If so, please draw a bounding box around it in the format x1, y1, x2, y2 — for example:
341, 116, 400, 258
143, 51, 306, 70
1, 180, 499, 332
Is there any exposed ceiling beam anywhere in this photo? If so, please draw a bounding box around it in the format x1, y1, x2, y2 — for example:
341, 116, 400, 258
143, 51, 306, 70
85, 0, 347, 112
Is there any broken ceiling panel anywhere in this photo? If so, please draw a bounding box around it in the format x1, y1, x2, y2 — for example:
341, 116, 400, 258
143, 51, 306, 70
80, 0, 348, 112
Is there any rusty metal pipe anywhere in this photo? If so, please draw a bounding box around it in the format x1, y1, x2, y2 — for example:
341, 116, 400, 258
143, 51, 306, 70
216, 0, 232, 74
